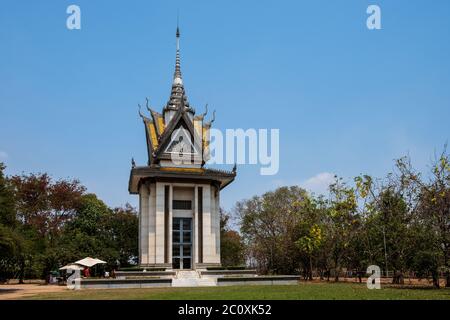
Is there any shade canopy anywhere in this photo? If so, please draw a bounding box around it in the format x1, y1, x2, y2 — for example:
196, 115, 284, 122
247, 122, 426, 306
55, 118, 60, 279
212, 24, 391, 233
75, 257, 106, 267
59, 264, 84, 271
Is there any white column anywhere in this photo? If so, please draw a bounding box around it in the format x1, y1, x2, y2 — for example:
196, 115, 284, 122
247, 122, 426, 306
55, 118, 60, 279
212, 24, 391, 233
168, 184, 173, 265
139, 183, 149, 265
194, 186, 199, 265
148, 183, 156, 264
210, 186, 220, 264
155, 182, 165, 264
202, 185, 212, 263
215, 188, 221, 263
210, 187, 216, 261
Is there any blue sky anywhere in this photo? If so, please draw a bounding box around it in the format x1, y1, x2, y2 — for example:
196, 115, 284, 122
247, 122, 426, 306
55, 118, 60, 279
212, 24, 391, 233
1, 0, 449, 211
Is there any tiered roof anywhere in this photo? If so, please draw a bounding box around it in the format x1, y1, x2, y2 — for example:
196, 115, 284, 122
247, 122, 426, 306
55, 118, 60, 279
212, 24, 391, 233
129, 27, 236, 194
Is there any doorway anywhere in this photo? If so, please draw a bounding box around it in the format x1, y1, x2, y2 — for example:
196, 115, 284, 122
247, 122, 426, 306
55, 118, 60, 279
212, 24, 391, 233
172, 218, 192, 269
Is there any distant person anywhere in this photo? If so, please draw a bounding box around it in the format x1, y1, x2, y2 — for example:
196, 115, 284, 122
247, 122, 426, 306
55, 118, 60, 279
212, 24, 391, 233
111, 269, 116, 279
83, 267, 90, 278
104, 271, 110, 278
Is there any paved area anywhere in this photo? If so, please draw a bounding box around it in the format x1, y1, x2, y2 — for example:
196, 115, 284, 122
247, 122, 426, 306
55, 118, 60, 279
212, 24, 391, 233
0, 284, 67, 300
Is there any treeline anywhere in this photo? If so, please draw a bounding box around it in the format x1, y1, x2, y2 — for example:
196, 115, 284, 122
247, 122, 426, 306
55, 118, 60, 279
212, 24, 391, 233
2, 149, 448, 288
0, 165, 138, 283
234, 150, 450, 288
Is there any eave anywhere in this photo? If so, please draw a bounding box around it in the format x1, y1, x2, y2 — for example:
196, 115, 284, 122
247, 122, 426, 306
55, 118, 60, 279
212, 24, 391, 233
128, 166, 236, 194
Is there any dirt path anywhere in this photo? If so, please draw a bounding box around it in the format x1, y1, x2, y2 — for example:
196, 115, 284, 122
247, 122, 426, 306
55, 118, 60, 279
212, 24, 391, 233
0, 284, 67, 300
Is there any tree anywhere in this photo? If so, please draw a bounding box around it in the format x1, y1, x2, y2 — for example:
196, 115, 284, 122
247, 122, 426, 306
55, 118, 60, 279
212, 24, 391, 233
9, 173, 85, 281
295, 223, 324, 280
10, 173, 85, 240
396, 149, 450, 287
60, 194, 116, 266
355, 174, 412, 284
237, 186, 310, 274
108, 204, 138, 266
220, 210, 244, 267
59, 196, 139, 270
0, 163, 27, 283
327, 176, 359, 282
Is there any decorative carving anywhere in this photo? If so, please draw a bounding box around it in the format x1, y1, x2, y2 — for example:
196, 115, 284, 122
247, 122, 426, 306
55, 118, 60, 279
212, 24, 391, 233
201, 104, 208, 118
146, 97, 151, 112
138, 103, 144, 118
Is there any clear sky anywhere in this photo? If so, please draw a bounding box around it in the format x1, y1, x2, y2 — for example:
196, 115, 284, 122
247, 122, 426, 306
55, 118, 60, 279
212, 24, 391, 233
1, 0, 449, 211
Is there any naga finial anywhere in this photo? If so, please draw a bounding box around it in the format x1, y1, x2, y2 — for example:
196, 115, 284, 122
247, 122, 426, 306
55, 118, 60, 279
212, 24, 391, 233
210, 110, 216, 124
201, 104, 208, 118
138, 104, 144, 118
146, 97, 152, 112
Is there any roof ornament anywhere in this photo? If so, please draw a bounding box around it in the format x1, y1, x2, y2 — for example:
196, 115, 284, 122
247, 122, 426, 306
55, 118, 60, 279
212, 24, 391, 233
138, 103, 144, 118
173, 24, 182, 84
131, 157, 136, 168
201, 104, 208, 118
232, 163, 237, 174
210, 110, 216, 124
145, 97, 152, 112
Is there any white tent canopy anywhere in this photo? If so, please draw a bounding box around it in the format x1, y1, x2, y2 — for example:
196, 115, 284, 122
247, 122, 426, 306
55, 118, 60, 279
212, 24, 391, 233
59, 264, 84, 271
75, 257, 106, 267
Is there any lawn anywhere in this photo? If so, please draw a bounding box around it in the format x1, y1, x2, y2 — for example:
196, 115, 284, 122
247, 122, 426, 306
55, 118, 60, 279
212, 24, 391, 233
27, 282, 450, 300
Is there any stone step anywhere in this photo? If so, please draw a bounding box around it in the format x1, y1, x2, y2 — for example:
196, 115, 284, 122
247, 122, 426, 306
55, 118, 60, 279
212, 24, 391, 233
172, 278, 199, 287
172, 270, 217, 287
196, 278, 217, 286
176, 270, 199, 279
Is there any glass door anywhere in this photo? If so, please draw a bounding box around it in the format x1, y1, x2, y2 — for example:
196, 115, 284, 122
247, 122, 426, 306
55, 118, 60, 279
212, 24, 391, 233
172, 218, 192, 269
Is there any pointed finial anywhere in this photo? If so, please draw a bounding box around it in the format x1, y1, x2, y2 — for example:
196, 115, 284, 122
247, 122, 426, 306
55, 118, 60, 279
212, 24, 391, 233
202, 104, 209, 118
173, 22, 182, 84
232, 163, 237, 174
131, 157, 136, 168
138, 104, 144, 118
145, 97, 152, 112
176, 11, 180, 37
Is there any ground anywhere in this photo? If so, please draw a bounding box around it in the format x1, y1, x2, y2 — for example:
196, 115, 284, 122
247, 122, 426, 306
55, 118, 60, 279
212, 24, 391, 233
0, 283, 67, 300
1, 282, 449, 300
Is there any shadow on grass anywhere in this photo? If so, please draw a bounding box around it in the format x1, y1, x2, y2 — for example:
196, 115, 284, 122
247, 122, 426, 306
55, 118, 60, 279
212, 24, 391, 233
0, 288, 20, 295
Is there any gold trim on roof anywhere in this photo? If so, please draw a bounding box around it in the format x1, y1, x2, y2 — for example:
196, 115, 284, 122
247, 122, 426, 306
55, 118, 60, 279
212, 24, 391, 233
158, 117, 165, 134
147, 121, 158, 150
160, 167, 205, 173
203, 124, 210, 161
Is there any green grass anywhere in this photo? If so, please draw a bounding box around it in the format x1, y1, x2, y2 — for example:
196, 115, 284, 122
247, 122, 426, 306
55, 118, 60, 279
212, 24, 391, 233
27, 282, 450, 300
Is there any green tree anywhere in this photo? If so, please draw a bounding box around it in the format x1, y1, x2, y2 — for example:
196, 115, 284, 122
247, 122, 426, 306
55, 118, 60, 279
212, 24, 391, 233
237, 186, 310, 274
59, 195, 138, 270
108, 204, 138, 267
220, 210, 244, 267
327, 176, 359, 282
396, 150, 450, 287
295, 223, 324, 280
10, 173, 85, 281
0, 163, 27, 282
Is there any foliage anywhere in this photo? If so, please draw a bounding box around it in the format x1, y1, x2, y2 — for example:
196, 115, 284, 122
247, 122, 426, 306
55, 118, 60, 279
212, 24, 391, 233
236, 147, 450, 288
0, 167, 138, 282
220, 210, 245, 267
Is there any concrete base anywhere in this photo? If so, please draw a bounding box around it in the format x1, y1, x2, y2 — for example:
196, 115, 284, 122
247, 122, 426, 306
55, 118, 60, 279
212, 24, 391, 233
217, 276, 300, 286
115, 271, 175, 280
79, 272, 300, 289
139, 263, 172, 270
81, 278, 172, 289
